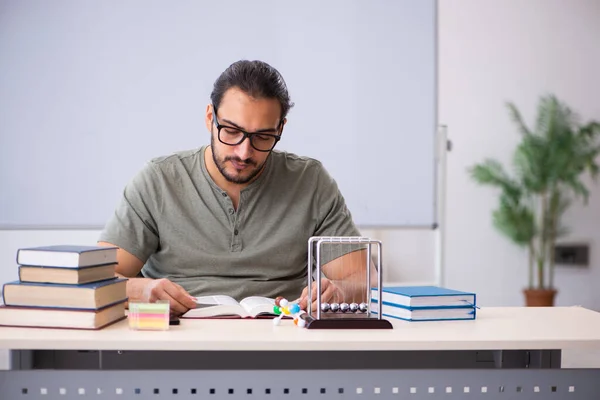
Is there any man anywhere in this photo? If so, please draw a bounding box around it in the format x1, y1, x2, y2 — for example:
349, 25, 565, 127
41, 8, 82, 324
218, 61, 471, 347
98, 60, 370, 315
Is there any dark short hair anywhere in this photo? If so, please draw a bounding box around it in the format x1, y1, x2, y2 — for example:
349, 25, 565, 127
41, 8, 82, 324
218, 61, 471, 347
210, 60, 294, 120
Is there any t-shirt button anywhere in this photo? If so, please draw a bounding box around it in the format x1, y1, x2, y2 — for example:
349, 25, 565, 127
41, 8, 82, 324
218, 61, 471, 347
221, 192, 227, 197
234, 229, 239, 235
229, 208, 234, 215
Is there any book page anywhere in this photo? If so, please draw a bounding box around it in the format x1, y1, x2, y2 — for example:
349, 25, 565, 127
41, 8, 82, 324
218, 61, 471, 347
182, 295, 246, 318
239, 296, 275, 317
193, 295, 239, 306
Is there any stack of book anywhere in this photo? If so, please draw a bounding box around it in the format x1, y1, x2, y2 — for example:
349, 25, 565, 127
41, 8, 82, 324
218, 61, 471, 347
0, 245, 127, 330
370, 285, 477, 321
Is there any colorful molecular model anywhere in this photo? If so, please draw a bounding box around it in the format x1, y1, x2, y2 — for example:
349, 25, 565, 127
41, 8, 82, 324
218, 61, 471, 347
272, 296, 307, 328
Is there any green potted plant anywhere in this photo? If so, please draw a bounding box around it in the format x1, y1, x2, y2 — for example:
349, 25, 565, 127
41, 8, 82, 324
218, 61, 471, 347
469, 94, 600, 306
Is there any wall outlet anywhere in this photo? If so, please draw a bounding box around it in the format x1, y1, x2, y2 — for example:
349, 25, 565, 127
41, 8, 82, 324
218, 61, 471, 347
554, 243, 589, 267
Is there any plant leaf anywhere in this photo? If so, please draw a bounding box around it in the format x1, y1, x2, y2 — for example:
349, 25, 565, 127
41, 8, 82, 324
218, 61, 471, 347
492, 192, 536, 246
507, 102, 533, 136
469, 160, 522, 202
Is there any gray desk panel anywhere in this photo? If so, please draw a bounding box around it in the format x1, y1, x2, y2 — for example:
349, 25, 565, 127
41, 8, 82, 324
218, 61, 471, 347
1, 369, 599, 399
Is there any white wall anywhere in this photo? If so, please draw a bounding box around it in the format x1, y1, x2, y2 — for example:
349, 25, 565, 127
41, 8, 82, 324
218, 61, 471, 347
440, 0, 600, 308
1, 1, 600, 369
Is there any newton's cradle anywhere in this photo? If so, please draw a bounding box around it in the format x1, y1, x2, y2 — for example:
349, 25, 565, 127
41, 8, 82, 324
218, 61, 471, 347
300, 236, 393, 330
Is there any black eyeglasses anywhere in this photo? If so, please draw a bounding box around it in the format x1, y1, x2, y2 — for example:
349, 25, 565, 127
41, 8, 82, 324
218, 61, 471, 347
212, 107, 282, 152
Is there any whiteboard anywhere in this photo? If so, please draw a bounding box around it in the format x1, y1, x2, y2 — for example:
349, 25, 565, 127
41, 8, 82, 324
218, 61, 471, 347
0, 0, 437, 229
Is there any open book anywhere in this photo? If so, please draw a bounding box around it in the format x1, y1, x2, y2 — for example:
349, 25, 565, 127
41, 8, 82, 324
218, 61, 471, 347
181, 295, 279, 319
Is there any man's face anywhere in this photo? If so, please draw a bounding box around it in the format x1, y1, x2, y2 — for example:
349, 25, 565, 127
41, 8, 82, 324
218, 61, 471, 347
206, 88, 283, 185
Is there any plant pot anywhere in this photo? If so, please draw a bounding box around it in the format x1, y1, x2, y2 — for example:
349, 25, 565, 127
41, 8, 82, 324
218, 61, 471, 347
523, 288, 557, 307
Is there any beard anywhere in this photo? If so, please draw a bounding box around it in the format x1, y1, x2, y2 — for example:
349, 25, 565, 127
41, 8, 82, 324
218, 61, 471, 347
210, 135, 267, 184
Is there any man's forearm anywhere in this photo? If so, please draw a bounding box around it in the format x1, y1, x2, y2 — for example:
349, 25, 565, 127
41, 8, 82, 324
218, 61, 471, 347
333, 267, 377, 304
323, 249, 378, 304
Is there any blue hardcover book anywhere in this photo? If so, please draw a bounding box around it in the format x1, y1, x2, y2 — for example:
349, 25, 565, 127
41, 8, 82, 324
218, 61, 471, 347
2, 278, 127, 310
16, 245, 118, 268
371, 286, 476, 309
371, 301, 477, 321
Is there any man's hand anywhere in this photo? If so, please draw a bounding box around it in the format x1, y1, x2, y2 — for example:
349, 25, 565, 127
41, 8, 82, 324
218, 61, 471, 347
128, 277, 197, 315
298, 278, 345, 312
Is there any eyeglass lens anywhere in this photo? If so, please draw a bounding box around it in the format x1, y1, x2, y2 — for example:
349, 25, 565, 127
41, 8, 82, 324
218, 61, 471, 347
219, 127, 277, 151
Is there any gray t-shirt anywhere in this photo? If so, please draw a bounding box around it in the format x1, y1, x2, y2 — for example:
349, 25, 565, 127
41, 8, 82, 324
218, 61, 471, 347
99, 146, 361, 300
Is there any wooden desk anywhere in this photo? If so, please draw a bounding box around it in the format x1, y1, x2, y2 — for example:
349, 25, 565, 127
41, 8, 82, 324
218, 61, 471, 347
1, 307, 600, 399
